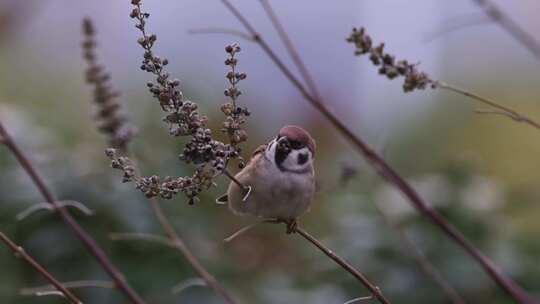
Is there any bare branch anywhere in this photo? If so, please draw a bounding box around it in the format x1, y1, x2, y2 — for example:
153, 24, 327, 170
188, 27, 254, 41
374, 205, 466, 304
437, 81, 540, 128
109, 199, 239, 304
17, 200, 94, 221
296, 227, 390, 304
146, 198, 239, 304
423, 13, 490, 43
223, 222, 262, 243
171, 278, 207, 294
475, 108, 526, 122
0, 121, 145, 304
0, 232, 82, 304
223, 216, 390, 303
472, 0, 540, 62
21, 280, 115, 296
258, 0, 321, 99
344, 295, 375, 304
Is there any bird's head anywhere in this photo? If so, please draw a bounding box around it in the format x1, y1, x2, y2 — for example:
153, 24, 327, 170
266, 125, 316, 173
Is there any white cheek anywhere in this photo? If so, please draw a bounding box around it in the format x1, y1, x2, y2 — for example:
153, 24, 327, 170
282, 147, 312, 172
264, 139, 278, 165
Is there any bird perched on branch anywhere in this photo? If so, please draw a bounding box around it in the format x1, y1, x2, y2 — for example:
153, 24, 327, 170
218, 125, 316, 233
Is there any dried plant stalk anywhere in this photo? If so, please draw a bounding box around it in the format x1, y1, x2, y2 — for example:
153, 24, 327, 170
346, 27, 540, 129
82, 18, 136, 150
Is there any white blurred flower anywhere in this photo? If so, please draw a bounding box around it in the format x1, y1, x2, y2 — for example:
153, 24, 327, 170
460, 176, 504, 211
375, 174, 452, 218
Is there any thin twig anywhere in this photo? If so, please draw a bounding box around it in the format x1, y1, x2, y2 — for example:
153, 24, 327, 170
474, 108, 525, 122
218, 2, 534, 303
423, 13, 490, 43
344, 296, 374, 304
21, 280, 115, 296
171, 278, 207, 294
188, 27, 255, 41
472, 0, 540, 62
348, 27, 540, 130
17, 200, 94, 221
223, 169, 251, 202
223, 222, 262, 243
109, 226, 237, 304
374, 205, 466, 304
147, 198, 238, 304
258, 0, 321, 99
296, 227, 390, 304
223, 169, 247, 192
437, 81, 540, 129
0, 232, 82, 304
0, 121, 146, 304
224, 219, 390, 303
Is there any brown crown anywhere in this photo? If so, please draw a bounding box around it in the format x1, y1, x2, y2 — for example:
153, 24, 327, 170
278, 125, 316, 155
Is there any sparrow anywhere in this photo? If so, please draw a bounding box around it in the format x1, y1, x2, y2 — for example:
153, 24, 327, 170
218, 125, 316, 233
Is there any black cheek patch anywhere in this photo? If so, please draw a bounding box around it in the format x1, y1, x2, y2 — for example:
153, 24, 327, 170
275, 149, 289, 171
297, 153, 308, 165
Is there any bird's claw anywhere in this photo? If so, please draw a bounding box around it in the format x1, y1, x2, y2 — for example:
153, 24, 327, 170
285, 219, 298, 234
241, 186, 252, 202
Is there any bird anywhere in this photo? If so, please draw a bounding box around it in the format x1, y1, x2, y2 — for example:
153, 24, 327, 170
217, 125, 316, 233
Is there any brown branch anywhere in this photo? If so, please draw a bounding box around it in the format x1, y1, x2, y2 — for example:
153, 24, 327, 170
0, 121, 146, 304
472, 0, 540, 62
147, 198, 238, 304
296, 227, 390, 304
107, 199, 238, 302
0, 232, 82, 304
218, 2, 534, 303
258, 0, 321, 99
224, 219, 390, 303
374, 205, 466, 304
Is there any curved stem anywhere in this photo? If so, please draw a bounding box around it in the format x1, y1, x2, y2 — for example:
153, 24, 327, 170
472, 0, 540, 62
296, 227, 390, 304
147, 198, 238, 304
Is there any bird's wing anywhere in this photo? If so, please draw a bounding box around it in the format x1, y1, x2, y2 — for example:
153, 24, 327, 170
215, 145, 266, 204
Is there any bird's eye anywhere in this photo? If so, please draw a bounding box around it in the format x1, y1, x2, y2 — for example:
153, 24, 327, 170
289, 140, 303, 149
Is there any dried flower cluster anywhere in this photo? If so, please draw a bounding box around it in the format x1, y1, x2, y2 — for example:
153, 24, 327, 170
82, 18, 136, 150
105, 148, 214, 204
106, 0, 249, 204
221, 43, 250, 168
346, 27, 437, 92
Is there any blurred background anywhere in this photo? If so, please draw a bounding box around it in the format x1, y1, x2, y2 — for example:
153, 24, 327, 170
1, 0, 540, 303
